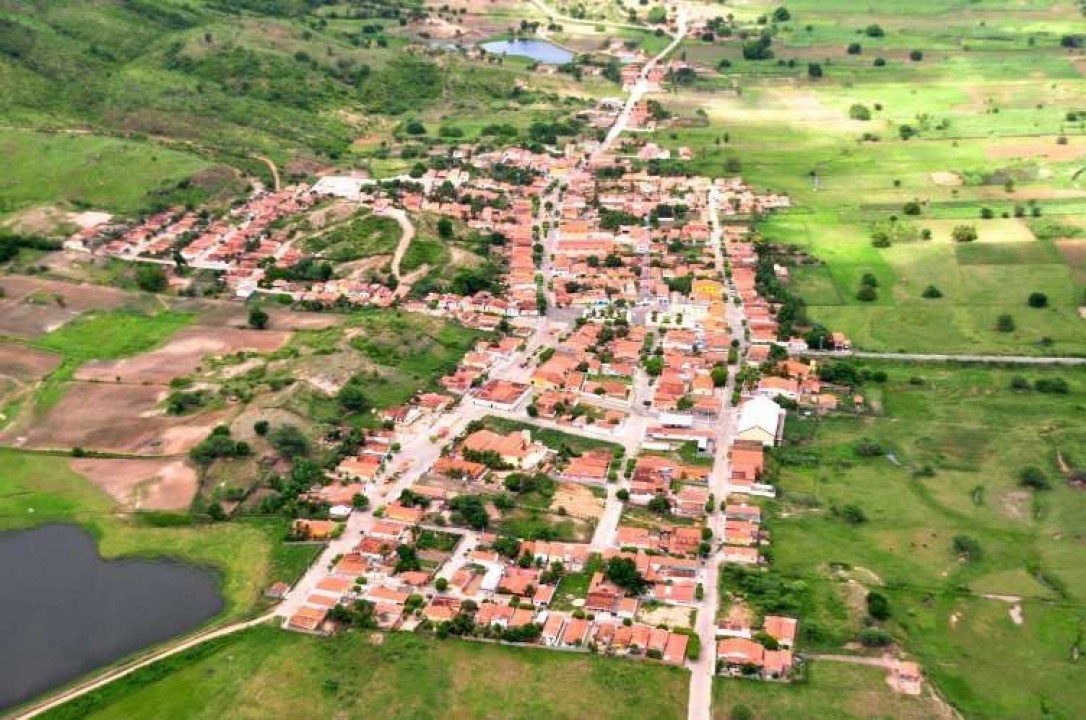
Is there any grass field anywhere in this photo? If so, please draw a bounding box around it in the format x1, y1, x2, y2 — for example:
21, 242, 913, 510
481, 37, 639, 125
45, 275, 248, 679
31, 310, 194, 411
658, 0, 1086, 355
482, 416, 623, 455
43, 625, 689, 720
0, 449, 280, 619
712, 661, 946, 720
765, 362, 1086, 719
0, 129, 217, 220
303, 211, 401, 263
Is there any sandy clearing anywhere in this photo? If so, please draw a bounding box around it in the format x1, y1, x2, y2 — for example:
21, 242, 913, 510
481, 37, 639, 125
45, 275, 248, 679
638, 603, 692, 630
550, 483, 604, 520
76, 326, 290, 384
930, 171, 963, 187
70, 457, 198, 511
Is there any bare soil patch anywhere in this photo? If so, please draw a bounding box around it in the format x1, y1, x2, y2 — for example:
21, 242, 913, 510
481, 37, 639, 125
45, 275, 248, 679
0, 276, 133, 337
9, 382, 230, 454
70, 457, 198, 511
550, 483, 604, 520
985, 137, 1086, 162
0, 343, 61, 381
76, 326, 290, 384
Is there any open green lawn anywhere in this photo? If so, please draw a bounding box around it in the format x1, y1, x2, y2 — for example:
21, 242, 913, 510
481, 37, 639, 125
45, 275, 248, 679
0, 129, 215, 219
44, 625, 689, 720
0, 449, 281, 619
483, 416, 623, 456
712, 661, 946, 720
764, 362, 1086, 719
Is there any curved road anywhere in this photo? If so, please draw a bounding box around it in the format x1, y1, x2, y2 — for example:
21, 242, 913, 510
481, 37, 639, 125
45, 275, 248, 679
380, 207, 416, 292
14, 612, 277, 719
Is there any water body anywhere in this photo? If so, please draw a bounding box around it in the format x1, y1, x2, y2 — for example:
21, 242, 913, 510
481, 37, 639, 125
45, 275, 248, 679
0, 524, 222, 710
481, 39, 574, 65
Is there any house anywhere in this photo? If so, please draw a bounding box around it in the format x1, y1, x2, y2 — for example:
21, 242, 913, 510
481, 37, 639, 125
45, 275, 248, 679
472, 379, 532, 411
756, 376, 800, 402
560, 617, 589, 647
384, 502, 424, 524
663, 633, 689, 665
288, 606, 328, 633
541, 612, 567, 646
763, 615, 797, 648
674, 485, 710, 518
461, 428, 549, 469
586, 572, 627, 613
291, 519, 338, 540
560, 450, 613, 484
736, 396, 785, 447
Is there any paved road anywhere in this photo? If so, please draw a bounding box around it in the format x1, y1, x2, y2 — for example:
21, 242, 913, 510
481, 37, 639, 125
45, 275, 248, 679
802, 350, 1086, 366
15, 612, 278, 720
686, 182, 750, 720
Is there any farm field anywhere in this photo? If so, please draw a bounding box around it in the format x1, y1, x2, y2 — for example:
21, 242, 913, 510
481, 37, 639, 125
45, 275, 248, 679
41, 625, 690, 720
657, 0, 1086, 355
766, 362, 1086, 719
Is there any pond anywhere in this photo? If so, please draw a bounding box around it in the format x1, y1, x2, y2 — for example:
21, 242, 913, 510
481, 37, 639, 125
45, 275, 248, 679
480, 39, 574, 65
0, 524, 223, 710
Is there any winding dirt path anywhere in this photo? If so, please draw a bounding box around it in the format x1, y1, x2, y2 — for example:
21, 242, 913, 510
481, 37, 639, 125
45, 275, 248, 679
253, 154, 280, 192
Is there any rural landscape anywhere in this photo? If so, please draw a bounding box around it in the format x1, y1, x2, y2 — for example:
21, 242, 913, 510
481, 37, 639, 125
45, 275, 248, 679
1, 0, 1084, 719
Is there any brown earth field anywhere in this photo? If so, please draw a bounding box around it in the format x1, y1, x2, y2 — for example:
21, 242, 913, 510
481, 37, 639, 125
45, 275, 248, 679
76, 325, 291, 384
70, 457, 199, 510
1055, 239, 1086, 284
985, 136, 1086, 161
551, 482, 604, 520
182, 299, 343, 331
0, 343, 61, 381
7, 382, 231, 454
0, 275, 134, 337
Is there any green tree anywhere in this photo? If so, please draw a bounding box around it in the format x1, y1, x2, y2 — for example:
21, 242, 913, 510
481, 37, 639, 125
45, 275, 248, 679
866, 591, 891, 620
604, 556, 649, 595
951, 225, 978, 243
248, 305, 269, 329
135, 264, 168, 293
437, 217, 454, 239
1027, 292, 1048, 308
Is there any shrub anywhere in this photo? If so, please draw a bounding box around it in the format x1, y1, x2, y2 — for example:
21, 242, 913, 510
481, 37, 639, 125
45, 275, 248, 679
921, 285, 943, 299
902, 200, 921, 215
1027, 292, 1048, 308
856, 284, 878, 302
1034, 377, 1070, 394
1010, 376, 1030, 390
1019, 466, 1050, 490
909, 49, 923, 61
866, 591, 891, 620
952, 534, 983, 561
873, 57, 886, 66
860, 272, 879, 287
996, 314, 1015, 332
858, 627, 892, 647
951, 225, 977, 243
849, 103, 871, 121
854, 438, 884, 457
865, 24, 884, 37
846, 42, 862, 54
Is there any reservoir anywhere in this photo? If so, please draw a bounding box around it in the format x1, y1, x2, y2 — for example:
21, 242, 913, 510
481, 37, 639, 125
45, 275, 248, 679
0, 524, 223, 710
480, 39, 574, 65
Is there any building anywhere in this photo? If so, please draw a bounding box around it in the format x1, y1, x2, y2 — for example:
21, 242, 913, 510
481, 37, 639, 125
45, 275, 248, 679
736, 396, 785, 447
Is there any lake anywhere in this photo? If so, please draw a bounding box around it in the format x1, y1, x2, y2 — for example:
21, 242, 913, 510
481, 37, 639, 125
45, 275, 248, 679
0, 524, 223, 710
480, 39, 574, 65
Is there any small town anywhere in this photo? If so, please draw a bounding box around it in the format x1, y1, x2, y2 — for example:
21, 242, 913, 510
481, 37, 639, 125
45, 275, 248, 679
4, 1, 1081, 719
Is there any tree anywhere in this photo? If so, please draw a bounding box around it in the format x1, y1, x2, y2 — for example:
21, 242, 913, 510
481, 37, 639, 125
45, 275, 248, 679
909, 49, 924, 61
254, 420, 269, 436
807, 62, 823, 79
248, 305, 269, 330
405, 119, 427, 135
647, 6, 667, 24
604, 556, 648, 595
1027, 292, 1048, 308
866, 591, 891, 620
996, 314, 1015, 332
921, 285, 943, 299
1019, 466, 1050, 490
951, 225, 978, 243
395, 544, 421, 573
711, 365, 729, 387
352, 493, 370, 510
135, 264, 168, 293
268, 424, 310, 458
647, 495, 671, 516
861, 273, 879, 287
435, 577, 449, 592
207, 502, 227, 521
772, 6, 790, 22
902, 201, 921, 215
338, 376, 371, 413
865, 24, 885, 37
437, 217, 454, 239
847, 42, 862, 54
